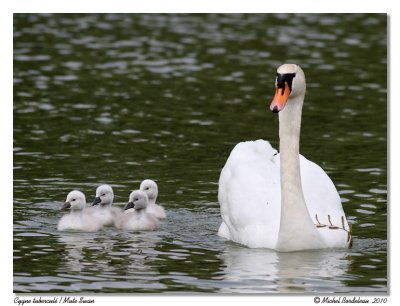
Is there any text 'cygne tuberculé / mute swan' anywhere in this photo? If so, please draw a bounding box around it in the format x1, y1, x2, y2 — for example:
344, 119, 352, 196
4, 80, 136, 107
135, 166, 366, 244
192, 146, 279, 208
218, 64, 352, 252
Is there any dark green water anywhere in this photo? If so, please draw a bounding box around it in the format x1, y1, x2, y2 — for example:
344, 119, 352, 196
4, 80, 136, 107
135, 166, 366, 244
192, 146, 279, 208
13, 13, 387, 293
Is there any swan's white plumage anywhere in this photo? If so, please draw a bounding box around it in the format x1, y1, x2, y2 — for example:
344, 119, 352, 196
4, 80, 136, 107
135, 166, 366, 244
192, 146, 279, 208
218, 140, 280, 248
218, 140, 350, 249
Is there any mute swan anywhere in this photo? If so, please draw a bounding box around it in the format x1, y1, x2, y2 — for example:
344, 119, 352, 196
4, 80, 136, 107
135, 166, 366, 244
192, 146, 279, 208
91, 184, 122, 226
57, 190, 103, 232
218, 64, 352, 252
140, 179, 166, 219
115, 190, 159, 231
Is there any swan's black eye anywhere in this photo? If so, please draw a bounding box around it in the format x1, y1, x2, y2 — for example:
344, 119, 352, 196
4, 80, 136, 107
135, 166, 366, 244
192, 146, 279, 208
134, 198, 139, 201
276, 73, 296, 93
146, 187, 150, 190
72, 199, 76, 201
102, 193, 106, 196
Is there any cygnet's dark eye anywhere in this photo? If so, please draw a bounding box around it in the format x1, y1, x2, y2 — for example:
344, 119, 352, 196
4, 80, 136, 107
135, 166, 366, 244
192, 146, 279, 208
146, 187, 150, 190
72, 199, 76, 201
134, 198, 139, 201
102, 193, 106, 196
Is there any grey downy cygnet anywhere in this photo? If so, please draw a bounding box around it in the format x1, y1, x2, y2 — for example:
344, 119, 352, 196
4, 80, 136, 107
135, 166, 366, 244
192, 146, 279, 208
90, 184, 122, 226
57, 190, 103, 232
115, 190, 159, 231
139, 179, 166, 219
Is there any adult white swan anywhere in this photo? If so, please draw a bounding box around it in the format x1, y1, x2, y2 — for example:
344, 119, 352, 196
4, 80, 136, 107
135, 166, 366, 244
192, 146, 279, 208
218, 64, 352, 252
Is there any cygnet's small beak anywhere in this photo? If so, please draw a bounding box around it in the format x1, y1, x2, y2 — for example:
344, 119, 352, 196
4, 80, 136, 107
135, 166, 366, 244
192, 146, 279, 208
92, 197, 102, 206
270, 82, 291, 113
61, 202, 71, 211
124, 201, 135, 211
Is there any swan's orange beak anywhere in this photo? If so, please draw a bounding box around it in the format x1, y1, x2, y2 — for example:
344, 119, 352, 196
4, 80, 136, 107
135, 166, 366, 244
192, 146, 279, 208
270, 82, 291, 113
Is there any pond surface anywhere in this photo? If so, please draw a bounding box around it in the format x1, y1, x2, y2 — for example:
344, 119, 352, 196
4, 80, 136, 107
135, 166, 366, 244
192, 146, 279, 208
13, 13, 387, 293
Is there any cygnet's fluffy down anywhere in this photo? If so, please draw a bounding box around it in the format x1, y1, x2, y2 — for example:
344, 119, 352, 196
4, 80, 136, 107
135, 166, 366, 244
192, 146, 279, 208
57, 190, 103, 232
90, 184, 122, 226
115, 190, 159, 231
140, 179, 166, 219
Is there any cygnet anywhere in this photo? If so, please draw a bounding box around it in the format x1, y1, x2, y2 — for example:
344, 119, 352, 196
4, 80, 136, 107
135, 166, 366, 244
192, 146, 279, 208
115, 190, 159, 231
57, 190, 103, 232
140, 179, 166, 219
91, 184, 122, 226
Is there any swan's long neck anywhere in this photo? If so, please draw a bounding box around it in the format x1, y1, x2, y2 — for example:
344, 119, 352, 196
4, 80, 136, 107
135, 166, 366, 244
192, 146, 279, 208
276, 94, 326, 251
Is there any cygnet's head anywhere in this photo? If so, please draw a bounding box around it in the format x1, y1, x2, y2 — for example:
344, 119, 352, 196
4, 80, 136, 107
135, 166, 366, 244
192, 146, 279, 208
140, 179, 158, 202
270, 63, 306, 113
92, 184, 114, 206
124, 190, 149, 211
61, 190, 86, 211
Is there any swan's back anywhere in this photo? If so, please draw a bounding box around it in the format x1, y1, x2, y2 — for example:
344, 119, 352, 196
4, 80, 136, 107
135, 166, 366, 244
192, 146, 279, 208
218, 140, 281, 248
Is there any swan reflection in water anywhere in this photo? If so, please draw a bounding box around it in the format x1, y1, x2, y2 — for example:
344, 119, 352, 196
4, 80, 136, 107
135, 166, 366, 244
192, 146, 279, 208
218, 244, 352, 293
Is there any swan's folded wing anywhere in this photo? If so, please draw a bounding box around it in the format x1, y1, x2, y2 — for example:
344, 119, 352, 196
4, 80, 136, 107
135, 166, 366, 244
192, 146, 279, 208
298, 155, 349, 227
218, 140, 281, 248
298, 155, 351, 247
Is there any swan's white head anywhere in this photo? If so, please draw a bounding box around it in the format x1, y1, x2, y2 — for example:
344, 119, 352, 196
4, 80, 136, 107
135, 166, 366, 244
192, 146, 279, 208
92, 184, 114, 206
124, 190, 149, 211
140, 179, 158, 201
61, 190, 86, 211
270, 64, 306, 113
